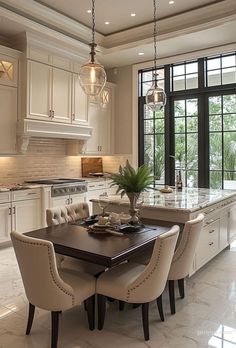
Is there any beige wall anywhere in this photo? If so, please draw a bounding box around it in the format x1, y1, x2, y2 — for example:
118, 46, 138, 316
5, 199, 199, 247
107, 65, 133, 155
0, 138, 131, 185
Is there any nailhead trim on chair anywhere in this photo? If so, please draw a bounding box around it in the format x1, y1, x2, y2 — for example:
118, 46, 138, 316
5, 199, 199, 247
125, 242, 163, 302
14, 237, 75, 305
171, 226, 191, 264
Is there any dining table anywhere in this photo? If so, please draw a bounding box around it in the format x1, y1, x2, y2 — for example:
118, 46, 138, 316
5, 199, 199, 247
25, 223, 170, 268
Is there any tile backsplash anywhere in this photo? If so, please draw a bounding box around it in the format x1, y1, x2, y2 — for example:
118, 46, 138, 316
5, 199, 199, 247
0, 138, 131, 184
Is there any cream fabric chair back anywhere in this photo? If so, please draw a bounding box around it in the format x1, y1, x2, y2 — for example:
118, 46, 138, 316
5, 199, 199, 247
11, 231, 75, 312
46, 202, 89, 226
126, 225, 179, 303
168, 213, 204, 280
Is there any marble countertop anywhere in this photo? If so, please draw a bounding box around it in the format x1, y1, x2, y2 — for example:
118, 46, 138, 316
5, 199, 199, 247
91, 187, 236, 212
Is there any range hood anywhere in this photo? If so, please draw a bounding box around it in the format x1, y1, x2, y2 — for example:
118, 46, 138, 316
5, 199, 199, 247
17, 119, 92, 154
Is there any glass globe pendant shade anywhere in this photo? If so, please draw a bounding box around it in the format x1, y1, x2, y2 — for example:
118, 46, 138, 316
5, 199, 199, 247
79, 60, 106, 97
146, 81, 166, 111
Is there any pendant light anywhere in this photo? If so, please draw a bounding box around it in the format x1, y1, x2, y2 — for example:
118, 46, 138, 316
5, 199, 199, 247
79, 0, 106, 96
146, 0, 166, 111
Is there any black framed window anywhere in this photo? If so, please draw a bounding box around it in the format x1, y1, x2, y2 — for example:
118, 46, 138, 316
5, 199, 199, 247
138, 51, 236, 189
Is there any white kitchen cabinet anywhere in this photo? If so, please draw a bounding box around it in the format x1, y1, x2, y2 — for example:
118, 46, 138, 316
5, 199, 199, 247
72, 73, 88, 125
28, 60, 51, 120
86, 180, 109, 214
70, 193, 86, 205
85, 85, 114, 155
0, 85, 17, 154
12, 199, 41, 234
229, 205, 236, 243
0, 203, 11, 242
27, 60, 88, 126
52, 68, 71, 123
220, 212, 228, 250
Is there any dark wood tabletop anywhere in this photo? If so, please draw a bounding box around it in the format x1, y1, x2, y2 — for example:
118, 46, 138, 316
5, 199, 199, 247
25, 223, 169, 267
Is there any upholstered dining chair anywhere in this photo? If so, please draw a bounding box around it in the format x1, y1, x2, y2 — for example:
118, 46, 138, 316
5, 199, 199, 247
11, 231, 96, 348
168, 213, 204, 314
96, 225, 179, 341
46, 202, 105, 276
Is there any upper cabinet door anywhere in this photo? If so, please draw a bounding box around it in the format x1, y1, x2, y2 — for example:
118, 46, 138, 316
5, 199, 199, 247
99, 87, 111, 154
28, 60, 51, 120
72, 73, 88, 125
0, 85, 17, 154
52, 68, 71, 123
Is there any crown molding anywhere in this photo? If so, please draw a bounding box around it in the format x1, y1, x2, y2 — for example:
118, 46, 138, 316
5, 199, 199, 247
104, 0, 236, 48
0, 0, 104, 45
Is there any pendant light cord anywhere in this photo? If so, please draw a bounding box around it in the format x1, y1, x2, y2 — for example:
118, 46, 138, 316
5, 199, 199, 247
92, 0, 95, 45
153, 0, 157, 72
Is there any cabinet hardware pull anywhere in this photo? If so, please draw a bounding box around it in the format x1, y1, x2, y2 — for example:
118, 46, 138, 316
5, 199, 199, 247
70, 198, 73, 204
89, 185, 95, 188
209, 229, 215, 234
205, 208, 215, 214
12, 207, 16, 215
72, 113, 75, 120
8, 207, 11, 215
51, 110, 55, 118
66, 198, 69, 205
205, 219, 215, 225
49, 110, 52, 117
209, 242, 214, 246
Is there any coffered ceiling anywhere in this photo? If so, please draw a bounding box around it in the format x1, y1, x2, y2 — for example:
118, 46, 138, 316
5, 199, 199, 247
35, 0, 221, 35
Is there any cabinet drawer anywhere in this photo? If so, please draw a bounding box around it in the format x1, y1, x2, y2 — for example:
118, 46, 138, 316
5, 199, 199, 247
196, 219, 219, 269
0, 192, 11, 204
12, 189, 40, 202
87, 181, 106, 191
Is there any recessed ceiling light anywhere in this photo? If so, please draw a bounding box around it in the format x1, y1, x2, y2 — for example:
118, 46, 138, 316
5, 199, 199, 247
169, 0, 175, 4
87, 9, 91, 13
105, 21, 110, 25
138, 52, 144, 56
131, 13, 136, 17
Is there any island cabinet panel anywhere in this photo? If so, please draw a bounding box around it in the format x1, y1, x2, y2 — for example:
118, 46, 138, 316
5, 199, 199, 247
195, 218, 219, 270
229, 205, 236, 243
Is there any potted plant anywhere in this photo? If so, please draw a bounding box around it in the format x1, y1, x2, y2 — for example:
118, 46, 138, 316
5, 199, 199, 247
110, 161, 154, 223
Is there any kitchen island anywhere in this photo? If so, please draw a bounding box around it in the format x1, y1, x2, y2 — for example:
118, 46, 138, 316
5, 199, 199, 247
92, 188, 236, 275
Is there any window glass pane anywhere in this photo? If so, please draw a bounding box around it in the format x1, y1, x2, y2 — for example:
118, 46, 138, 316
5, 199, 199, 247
154, 133, 165, 183
222, 55, 236, 68
209, 133, 222, 170
224, 132, 236, 171
186, 73, 198, 89
142, 81, 152, 95
187, 134, 198, 169
222, 67, 236, 84
186, 62, 198, 74
186, 99, 198, 116
209, 115, 222, 131
208, 70, 221, 86
209, 96, 222, 115
174, 100, 185, 116
207, 58, 221, 70
224, 172, 236, 189
173, 65, 185, 76
175, 118, 185, 133
144, 135, 154, 173
210, 171, 222, 189
187, 170, 198, 188
144, 105, 154, 119
142, 71, 153, 82
175, 134, 186, 168
173, 76, 185, 91
187, 117, 198, 132
144, 119, 154, 134
223, 114, 236, 131
155, 118, 165, 133
223, 94, 236, 113
154, 109, 164, 118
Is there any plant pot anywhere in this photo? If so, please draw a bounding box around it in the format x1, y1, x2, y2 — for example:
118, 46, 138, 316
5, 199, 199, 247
126, 192, 140, 224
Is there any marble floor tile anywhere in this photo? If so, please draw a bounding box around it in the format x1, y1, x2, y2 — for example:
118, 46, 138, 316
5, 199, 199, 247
1, 245, 236, 347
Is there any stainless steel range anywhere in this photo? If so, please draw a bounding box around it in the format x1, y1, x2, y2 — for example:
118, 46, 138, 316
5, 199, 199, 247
26, 178, 87, 206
